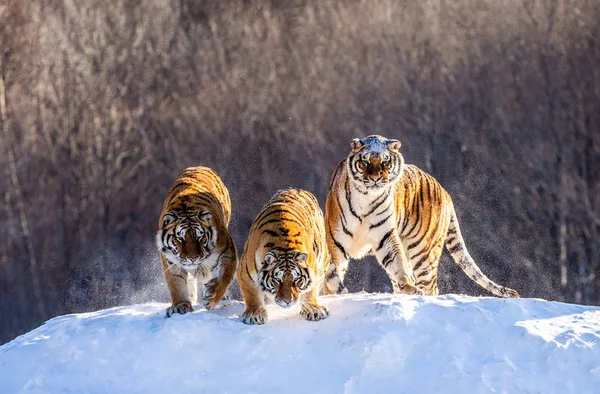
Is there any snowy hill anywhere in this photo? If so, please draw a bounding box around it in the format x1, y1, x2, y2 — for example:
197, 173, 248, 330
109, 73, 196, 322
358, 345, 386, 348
1, 294, 600, 394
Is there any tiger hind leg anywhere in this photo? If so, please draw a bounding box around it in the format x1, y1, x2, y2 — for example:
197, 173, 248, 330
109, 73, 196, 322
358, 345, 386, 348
410, 243, 445, 296
412, 260, 440, 296
323, 247, 349, 295
202, 236, 238, 310
374, 230, 424, 295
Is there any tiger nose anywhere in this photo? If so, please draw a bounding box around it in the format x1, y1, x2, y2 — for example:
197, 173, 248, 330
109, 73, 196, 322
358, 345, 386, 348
369, 174, 382, 182
189, 256, 200, 262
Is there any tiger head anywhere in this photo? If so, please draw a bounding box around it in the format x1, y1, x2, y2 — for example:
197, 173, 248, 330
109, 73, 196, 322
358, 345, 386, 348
156, 209, 217, 271
347, 135, 404, 190
259, 251, 312, 308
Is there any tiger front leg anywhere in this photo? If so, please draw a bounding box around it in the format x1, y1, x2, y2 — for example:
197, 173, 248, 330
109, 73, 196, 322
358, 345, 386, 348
187, 276, 198, 305
203, 239, 238, 311
300, 284, 329, 321
161, 255, 194, 317
238, 255, 268, 325
323, 238, 350, 295
374, 230, 424, 296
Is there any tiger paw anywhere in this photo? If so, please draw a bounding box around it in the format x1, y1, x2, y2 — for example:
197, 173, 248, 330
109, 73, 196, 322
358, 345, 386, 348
331, 283, 349, 295
501, 287, 519, 298
300, 304, 329, 321
202, 279, 221, 310
398, 283, 424, 296
324, 276, 348, 295
166, 301, 194, 318
242, 307, 268, 325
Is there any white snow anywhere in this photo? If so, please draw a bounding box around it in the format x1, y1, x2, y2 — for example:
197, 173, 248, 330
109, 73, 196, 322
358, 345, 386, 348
1, 293, 600, 393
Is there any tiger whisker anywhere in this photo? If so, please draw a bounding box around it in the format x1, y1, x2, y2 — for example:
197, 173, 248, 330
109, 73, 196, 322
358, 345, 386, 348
163, 263, 176, 275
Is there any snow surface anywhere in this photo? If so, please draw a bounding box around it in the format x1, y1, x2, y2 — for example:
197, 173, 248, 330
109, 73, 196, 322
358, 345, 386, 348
1, 293, 600, 394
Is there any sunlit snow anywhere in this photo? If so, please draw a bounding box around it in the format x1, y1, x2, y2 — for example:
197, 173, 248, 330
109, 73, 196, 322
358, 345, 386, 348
1, 293, 599, 393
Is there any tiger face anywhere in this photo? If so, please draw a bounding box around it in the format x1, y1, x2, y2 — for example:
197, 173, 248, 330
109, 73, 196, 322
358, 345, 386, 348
156, 210, 217, 271
259, 251, 312, 308
347, 135, 404, 190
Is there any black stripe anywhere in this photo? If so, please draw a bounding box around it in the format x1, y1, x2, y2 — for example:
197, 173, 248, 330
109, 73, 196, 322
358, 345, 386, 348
418, 277, 434, 287
373, 201, 392, 217
344, 176, 362, 222
214, 238, 230, 269
161, 231, 169, 248
403, 218, 417, 237
401, 209, 410, 233
377, 229, 394, 251
350, 156, 363, 183
416, 264, 435, 277
335, 193, 349, 231
259, 217, 304, 229
272, 246, 293, 252
364, 189, 389, 216
448, 243, 463, 254
257, 207, 306, 227
408, 185, 427, 237
407, 240, 421, 251
326, 267, 338, 280
329, 228, 349, 259
446, 236, 459, 248
370, 213, 392, 229
413, 253, 429, 271
409, 215, 425, 238
404, 191, 421, 236
264, 242, 275, 248
381, 250, 397, 268
341, 220, 354, 237
262, 229, 279, 237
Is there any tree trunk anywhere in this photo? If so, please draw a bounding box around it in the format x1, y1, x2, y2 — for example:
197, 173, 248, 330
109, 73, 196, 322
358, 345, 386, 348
0, 54, 46, 319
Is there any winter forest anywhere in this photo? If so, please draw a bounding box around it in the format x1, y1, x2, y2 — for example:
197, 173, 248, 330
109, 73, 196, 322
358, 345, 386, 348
1, 0, 599, 344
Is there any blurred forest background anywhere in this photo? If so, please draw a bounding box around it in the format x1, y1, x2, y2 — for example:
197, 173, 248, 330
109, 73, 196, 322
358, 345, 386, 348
1, 0, 599, 344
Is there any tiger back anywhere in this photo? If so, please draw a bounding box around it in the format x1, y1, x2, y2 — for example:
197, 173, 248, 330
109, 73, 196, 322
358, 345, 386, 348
237, 188, 329, 325
324, 135, 519, 298
156, 166, 238, 317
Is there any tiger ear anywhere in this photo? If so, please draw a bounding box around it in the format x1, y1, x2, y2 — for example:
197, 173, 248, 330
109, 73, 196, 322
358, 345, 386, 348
295, 252, 308, 267
351, 138, 364, 152
264, 252, 277, 266
386, 139, 401, 151
198, 211, 212, 221
162, 212, 177, 226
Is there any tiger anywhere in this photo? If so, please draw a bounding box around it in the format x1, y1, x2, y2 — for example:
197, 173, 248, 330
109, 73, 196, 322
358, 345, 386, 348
156, 166, 238, 317
324, 135, 519, 298
237, 188, 330, 325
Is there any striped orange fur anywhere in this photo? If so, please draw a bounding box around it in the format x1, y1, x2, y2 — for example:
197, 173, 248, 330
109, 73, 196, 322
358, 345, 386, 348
324, 135, 519, 298
156, 167, 238, 317
237, 188, 329, 325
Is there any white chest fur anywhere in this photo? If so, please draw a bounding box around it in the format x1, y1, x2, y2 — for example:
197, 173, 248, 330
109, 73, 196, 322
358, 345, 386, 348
332, 183, 395, 259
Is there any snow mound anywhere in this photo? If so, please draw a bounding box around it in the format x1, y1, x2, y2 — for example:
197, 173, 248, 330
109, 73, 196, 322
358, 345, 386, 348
2, 293, 600, 393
